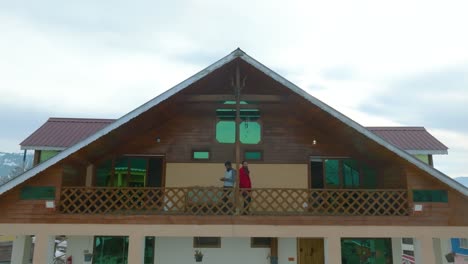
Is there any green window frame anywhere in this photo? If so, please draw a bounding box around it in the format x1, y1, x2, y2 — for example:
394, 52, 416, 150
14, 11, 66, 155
20, 186, 56, 200
192, 151, 210, 160
93, 236, 129, 264
244, 151, 262, 161
412, 190, 448, 203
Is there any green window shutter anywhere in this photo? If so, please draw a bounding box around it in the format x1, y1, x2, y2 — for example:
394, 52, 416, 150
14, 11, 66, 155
244, 151, 262, 160
216, 121, 236, 143
240, 121, 261, 144
193, 151, 210, 159
413, 190, 448, 203
20, 186, 56, 200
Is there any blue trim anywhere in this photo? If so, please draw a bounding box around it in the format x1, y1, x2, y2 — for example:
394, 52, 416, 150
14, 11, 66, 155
451, 238, 468, 255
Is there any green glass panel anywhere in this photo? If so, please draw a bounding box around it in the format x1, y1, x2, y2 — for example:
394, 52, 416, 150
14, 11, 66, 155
216, 121, 236, 143
215, 109, 260, 120
343, 160, 360, 188
94, 236, 129, 264
240, 121, 261, 144
223, 101, 248, 104
413, 190, 448, 203
20, 186, 55, 200
129, 158, 147, 187
96, 160, 112, 187
144, 237, 155, 264
325, 159, 340, 187
245, 151, 262, 160
39, 150, 60, 163
415, 154, 429, 164
341, 238, 393, 264
193, 151, 210, 159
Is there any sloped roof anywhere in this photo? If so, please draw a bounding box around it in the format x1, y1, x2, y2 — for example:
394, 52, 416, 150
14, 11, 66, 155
1, 48, 467, 197
20, 119, 449, 155
20, 118, 114, 150
367, 127, 448, 155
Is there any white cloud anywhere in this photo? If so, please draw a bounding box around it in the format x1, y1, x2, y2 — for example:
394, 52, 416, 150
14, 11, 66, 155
0, 0, 467, 177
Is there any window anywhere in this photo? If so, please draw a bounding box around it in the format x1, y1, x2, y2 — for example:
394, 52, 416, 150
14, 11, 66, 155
193, 237, 221, 248
144, 237, 155, 264
216, 121, 236, 143
240, 121, 261, 144
341, 238, 392, 264
460, 238, 468, 249
215, 105, 262, 144
96, 157, 164, 188
93, 236, 129, 264
193, 151, 210, 160
39, 150, 59, 163
310, 158, 376, 189
20, 186, 55, 200
244, 151, 262, 160
412, 190, 448, 203
251, 237, 271, 248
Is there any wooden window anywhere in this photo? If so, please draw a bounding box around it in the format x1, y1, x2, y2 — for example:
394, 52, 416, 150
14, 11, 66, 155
251, 237, 271, 248
192, 151, 210, 160
216, 121, 236, 143
412, 190, 448, 203
20, 186, 55, 200
460, 238, 468, 249
193, 237, 221, 248
244, 151, 262, 161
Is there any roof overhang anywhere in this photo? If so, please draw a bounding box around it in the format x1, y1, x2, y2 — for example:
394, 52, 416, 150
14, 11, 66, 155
1, 48, 467, 197
20, 146, 66, 151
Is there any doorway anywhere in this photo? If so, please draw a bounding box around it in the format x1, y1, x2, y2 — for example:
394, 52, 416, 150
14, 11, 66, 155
147, 157, 165, 188
298, 238, 324, 264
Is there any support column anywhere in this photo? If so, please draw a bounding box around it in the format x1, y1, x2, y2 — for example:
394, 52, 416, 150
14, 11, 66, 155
325, 236, 341, 264
32, 234, 55, 264
414, 236, 436, 264
128, 234, 145, 264
11, 235, 32, 264
391, 237, 402, 264
86, 164, 94, 187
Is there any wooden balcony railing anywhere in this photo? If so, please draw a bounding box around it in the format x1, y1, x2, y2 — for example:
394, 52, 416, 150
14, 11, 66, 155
59, 187, 409, 216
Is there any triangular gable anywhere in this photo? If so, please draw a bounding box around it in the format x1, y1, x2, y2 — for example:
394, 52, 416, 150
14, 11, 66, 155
1, 48, 467, 197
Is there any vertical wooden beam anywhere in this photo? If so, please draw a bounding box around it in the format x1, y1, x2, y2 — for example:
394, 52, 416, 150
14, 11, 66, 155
325, 236, 341, 264
414, 236, 436, 264
128, 234, 145, 264
32, 234, 55, 264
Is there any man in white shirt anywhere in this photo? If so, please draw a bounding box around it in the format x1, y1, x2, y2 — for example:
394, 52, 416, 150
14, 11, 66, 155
219, 161, 237, 213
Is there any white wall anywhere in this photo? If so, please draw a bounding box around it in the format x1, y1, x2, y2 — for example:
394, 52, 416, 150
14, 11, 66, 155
278, 238, 297, 264
155, 237, 272, 264
66, 236, 94, 264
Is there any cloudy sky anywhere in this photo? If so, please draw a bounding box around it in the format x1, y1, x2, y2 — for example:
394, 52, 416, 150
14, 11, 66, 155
0, 0, 467, 177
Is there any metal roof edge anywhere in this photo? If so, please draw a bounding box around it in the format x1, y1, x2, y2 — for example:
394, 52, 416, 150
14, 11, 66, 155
406, 150, 449, 155
238, 53, 468, 197
0, 49, 241, 195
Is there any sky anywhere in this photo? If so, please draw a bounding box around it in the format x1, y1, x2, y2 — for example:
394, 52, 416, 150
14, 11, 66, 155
0, 0, 467, 177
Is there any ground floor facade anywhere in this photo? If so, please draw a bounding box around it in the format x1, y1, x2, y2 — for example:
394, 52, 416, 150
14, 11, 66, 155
1, 224, 467, 264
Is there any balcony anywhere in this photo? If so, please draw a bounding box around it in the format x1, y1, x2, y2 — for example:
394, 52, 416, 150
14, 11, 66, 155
59, 187, 409, 216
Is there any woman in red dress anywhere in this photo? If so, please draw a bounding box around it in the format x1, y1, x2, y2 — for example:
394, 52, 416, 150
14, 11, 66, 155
238, 161, 252, 214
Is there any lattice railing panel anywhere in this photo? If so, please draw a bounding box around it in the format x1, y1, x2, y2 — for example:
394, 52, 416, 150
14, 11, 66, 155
60, 187, 408, 216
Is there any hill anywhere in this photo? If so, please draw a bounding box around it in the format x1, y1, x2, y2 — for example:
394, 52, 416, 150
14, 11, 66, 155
0, 152, 33, 184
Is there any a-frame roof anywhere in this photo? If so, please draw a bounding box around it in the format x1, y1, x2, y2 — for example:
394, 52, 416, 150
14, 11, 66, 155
1, 48, 467, 196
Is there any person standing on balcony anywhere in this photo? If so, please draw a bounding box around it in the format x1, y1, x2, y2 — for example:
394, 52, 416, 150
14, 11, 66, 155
220, 161, 236, 212
239, 160, 252, 214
